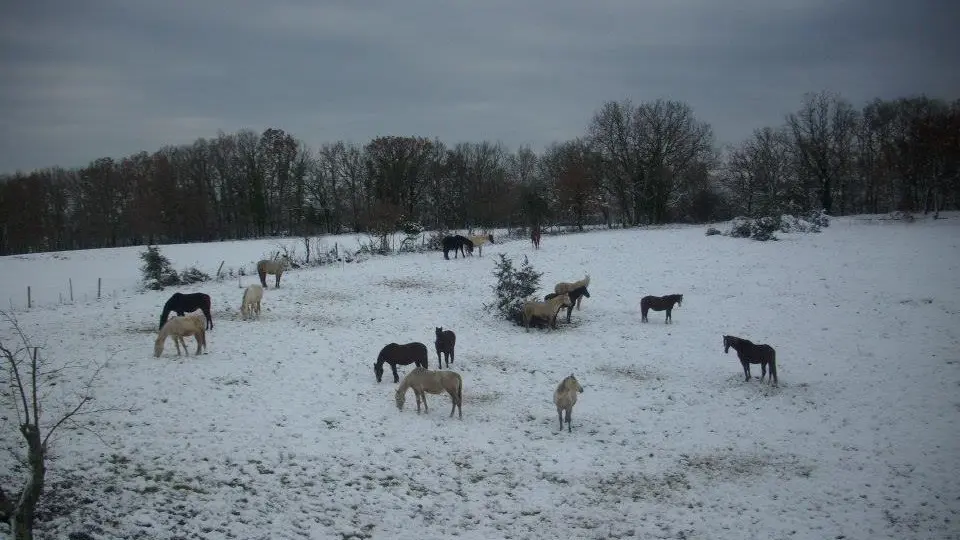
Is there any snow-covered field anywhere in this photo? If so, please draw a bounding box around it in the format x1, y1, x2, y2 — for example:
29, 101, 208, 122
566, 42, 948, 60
1, 215, 958, 540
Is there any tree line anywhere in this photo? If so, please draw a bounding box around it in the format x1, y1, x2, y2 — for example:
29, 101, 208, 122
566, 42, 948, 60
1, 91, 957, 255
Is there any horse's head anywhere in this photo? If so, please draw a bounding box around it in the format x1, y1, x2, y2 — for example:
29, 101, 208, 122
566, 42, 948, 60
435, 327, 443, 337
565, 374, 584, 393
394, 387, 406, 410
373, 362, 384, 383
676, 294, 683, 307
722, 335, 732, 353
154, 336, 165, 358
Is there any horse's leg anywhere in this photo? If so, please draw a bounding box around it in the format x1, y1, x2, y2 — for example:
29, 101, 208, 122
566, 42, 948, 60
391, 363, 400, 384
666, 308, 672, 324
760, 361, 768, 382
742, 361, 751, 382
450, 347, 454, 366
557, 407, 564, 431
565, 407, 572, 432
449, 391, 456, 417
566, 304, 573, 324
421, 392, 429, 413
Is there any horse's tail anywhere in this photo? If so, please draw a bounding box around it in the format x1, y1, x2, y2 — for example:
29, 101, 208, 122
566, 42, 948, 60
457, 376, 463, 405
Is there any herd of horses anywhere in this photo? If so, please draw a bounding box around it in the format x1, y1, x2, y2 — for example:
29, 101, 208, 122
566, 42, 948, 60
151, 228, 779, 433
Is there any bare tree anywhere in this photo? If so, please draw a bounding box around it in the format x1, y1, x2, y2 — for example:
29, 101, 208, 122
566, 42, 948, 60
787, 91, 859, 214
725, 127, 795, 216
0, 311, 116, 540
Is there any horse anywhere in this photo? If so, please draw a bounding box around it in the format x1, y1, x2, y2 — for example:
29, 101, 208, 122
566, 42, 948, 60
257, 257, 290, 288
154, 313, 207, 357
531, 227, 541, 249
640, 294, 683, 324
442, 235, 474, 260
395, 366, 463, 419
435, 327, 456, 369
159, 292, 213, 330
466, 234, 495, 256
240, 284, 263, 320
522, 293, 572, 331
544, 286, 591, 324
723, 335, 778, 386
554, 374, 584, 432
555, 274, 590, 310
373, 342, 429, 383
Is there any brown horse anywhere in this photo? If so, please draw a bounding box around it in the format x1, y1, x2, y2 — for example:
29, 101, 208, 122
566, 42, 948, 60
531, 227, 541, 249
159, 292, 213, 330
374, 342, 429, 383
723, 335, 778, 386
434, 327, 456, 368
640, 294, 683, 323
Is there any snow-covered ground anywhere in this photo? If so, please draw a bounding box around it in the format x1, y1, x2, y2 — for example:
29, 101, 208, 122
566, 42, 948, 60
1, 215, 958, 540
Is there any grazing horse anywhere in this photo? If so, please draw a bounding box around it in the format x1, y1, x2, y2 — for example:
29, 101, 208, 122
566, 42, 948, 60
544, 286, 591, 324
442, 235, 474, 260
373, 342, 429, 383
531, 227, 541, 249
154, 313, 207, 357
395, 367, 463, 419
554, 374, 584, 432
466, 234, 495, 256
159, 292, 213, 330
257, 257, 290, 288
240, 284, 263, 320
640, 294, 683, 324
434, 327, 456, 368
555, 274, 590, 310
522, 294, 572, 331
723, 335, 778, 386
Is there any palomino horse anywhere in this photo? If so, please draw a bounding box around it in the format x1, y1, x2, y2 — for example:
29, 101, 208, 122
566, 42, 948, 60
374, 342, 429, 383
395, 366, 463, 419
640, 294, 683, 323
159, 292, 213, 330
442, 235, 474, 260
554, 374, 584, 432
257, 256, 290, 288
723, 335, 778, 386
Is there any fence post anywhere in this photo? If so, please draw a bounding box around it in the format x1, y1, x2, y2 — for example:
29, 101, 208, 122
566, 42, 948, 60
27, 286, 31, 309
98, 278, 102, 299
69, 278, 74, 302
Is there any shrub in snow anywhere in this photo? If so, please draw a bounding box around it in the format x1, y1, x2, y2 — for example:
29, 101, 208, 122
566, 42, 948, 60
705, 227, 721, 236
486, 254, 543, 325
140, 246, 181, 290
179, 266, 210, 285
399, 220, 425, 235
779, 215, 820, 234
807, 208, 830, 227
751, 216, 780, 241
727, 217, 753, 238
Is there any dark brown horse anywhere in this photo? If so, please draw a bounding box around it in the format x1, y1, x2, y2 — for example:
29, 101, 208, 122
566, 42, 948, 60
544, 286, 591, 324
159, 292, 213, 330
434, 327, 456, 368
723, 335, 778, 386
531, 227, 541, 249
640, 294, 683, 323
442, 235, 474, 260
374, 342, 429, 383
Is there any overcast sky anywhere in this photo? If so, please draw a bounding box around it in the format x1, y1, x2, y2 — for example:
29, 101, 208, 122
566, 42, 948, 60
1, 0, 957, 174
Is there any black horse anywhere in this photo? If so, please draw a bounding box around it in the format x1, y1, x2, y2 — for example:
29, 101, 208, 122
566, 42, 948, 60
545, 286, 591, 324
373, 342, 429, 383
159, 292, 213, 330
723, 335, 778, 386
434, 327, 456, 368
640, 294, 683, 323
442, 235, 474, 260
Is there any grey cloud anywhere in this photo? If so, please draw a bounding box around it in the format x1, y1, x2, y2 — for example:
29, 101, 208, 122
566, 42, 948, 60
1, 0, 956, 173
